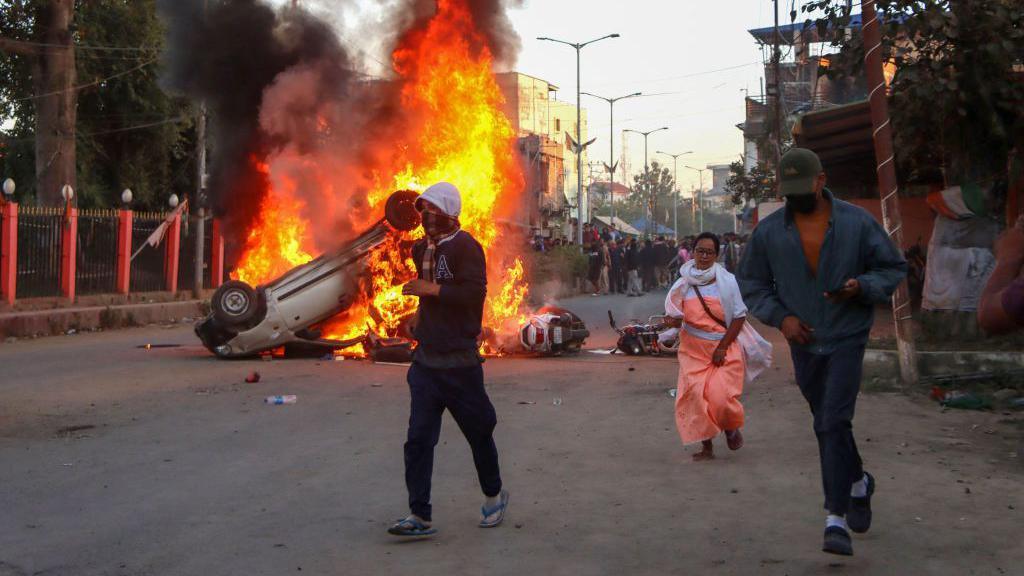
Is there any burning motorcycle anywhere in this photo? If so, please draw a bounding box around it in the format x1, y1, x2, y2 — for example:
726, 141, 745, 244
517, 306, 590, 355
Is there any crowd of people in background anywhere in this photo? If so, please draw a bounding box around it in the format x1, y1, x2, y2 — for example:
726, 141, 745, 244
531, 222, 750, 297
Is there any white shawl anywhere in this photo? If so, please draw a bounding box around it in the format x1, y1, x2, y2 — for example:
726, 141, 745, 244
664, 261, 773, 384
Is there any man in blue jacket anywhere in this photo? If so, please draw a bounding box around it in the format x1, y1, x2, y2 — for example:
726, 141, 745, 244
388, 182, 508, 537
738, 148, 907, 556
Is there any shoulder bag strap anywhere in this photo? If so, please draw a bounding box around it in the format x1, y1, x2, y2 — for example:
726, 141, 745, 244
692, 284, 728, 329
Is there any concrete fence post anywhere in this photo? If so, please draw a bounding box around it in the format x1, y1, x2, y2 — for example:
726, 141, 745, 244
210, 218, 225, 289
1, 202, 17, 305
116, 209, 132, 294
60, 207, 78, 302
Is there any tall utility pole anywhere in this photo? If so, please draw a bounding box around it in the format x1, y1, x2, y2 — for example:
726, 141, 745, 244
624, 127, 668, 236
538, 33, 620, 245
772, 0, 784, 184
861, 0, 918, 386
685, 165, 706, 232
193, 104, 206, 297
582, 91, 642, 223
657, 150, 693, 239
192, 0, 208, 298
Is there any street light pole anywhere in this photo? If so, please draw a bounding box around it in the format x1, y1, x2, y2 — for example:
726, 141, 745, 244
538, 33, 620, 245
624, 127, 668, 236
685, 165, 707, 231
657, 150, 693, 239
582, 91, 641, 224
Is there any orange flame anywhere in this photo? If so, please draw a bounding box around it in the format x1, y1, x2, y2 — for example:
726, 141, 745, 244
232, 0, 528, 352
233, 160, 313, 286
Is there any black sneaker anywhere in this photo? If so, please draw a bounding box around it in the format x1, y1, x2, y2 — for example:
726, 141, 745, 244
847, 472, 875, 534
823, 525, 853, 556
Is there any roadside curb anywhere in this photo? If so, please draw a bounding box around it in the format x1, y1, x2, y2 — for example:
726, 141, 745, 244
864, 349, 1024, 383
0, 300, 209, 340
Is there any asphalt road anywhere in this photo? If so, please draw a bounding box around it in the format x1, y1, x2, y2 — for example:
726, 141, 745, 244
0, 291, 1021, 575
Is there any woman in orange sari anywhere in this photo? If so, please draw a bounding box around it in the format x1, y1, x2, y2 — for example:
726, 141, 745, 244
665, 232, 754, 460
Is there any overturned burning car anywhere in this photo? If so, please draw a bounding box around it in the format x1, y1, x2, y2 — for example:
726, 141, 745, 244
195, 190, 421, 358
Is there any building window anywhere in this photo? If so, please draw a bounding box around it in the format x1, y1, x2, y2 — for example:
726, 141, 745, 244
554, 119, 561, 132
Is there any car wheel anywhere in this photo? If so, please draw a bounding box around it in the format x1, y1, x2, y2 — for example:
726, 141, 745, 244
385, 189, 421, 232
212, 280, 258, 327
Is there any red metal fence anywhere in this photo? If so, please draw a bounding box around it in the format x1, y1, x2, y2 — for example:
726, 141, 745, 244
0, 200, 225, 305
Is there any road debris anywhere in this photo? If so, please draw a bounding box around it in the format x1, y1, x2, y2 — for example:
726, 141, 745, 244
245, 371, 261, 383
265, 395, 297, 405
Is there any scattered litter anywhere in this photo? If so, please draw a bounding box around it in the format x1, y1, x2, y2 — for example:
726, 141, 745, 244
56, 424, 95, 438
66, 329, 77, 335
552, 398, 562, 406
668, 389, 677, 398
371, 383, 383, 388
265, 395, 297, 405
136, 344, 181, 349
62, 463, 74, 467
930, 388, 991, 410
373, 361, 412, 367
334, 355, 345, 362
586, 348, 616, 355
245, 372, 261, 384
628, 367, 635, 372
517, 401, 536, 405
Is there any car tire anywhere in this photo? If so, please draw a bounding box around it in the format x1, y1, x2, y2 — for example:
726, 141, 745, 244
212, 280, 258, 327
385, 189, 421, 232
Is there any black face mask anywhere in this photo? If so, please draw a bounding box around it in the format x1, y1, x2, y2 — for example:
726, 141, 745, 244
786, 194, 818, 214
422, 211, 458, 238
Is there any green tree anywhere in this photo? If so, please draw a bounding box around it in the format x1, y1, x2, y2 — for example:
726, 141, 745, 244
630, 160, 676, 233
1, 0, 195, 208
724, 160, 776, 206
802, 0, 1024, 186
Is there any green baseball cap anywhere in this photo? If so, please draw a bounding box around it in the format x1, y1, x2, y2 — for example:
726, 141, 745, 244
778, 148, 823, 197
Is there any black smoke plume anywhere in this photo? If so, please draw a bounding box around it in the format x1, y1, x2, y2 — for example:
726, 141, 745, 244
157, 0, 353, 246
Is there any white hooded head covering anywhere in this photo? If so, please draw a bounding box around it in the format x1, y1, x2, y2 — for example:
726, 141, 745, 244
415, 182, 462, 218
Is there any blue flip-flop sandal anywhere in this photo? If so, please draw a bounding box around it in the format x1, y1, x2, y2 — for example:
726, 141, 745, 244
479, 490, 509, 528
388, 516, 437, 537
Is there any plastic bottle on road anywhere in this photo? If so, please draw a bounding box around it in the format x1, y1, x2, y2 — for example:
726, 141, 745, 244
265, 395, 297, 405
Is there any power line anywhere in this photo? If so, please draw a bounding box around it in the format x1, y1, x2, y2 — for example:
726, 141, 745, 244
78, 116, 191, 137
12, 57, 158, 102
584, 61, 762, 90
1, 39, 158, 52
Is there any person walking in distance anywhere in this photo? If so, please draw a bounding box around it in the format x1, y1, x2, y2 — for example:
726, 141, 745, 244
599, 239, 611, 295
608, 240, 625, 294
738, 149, 906, 556
626, 238, 643, 296
389, 182, 509, 537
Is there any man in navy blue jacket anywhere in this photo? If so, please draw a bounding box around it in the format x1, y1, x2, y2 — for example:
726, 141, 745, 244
738, 149, 907, 556
387, 182, 508, 538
